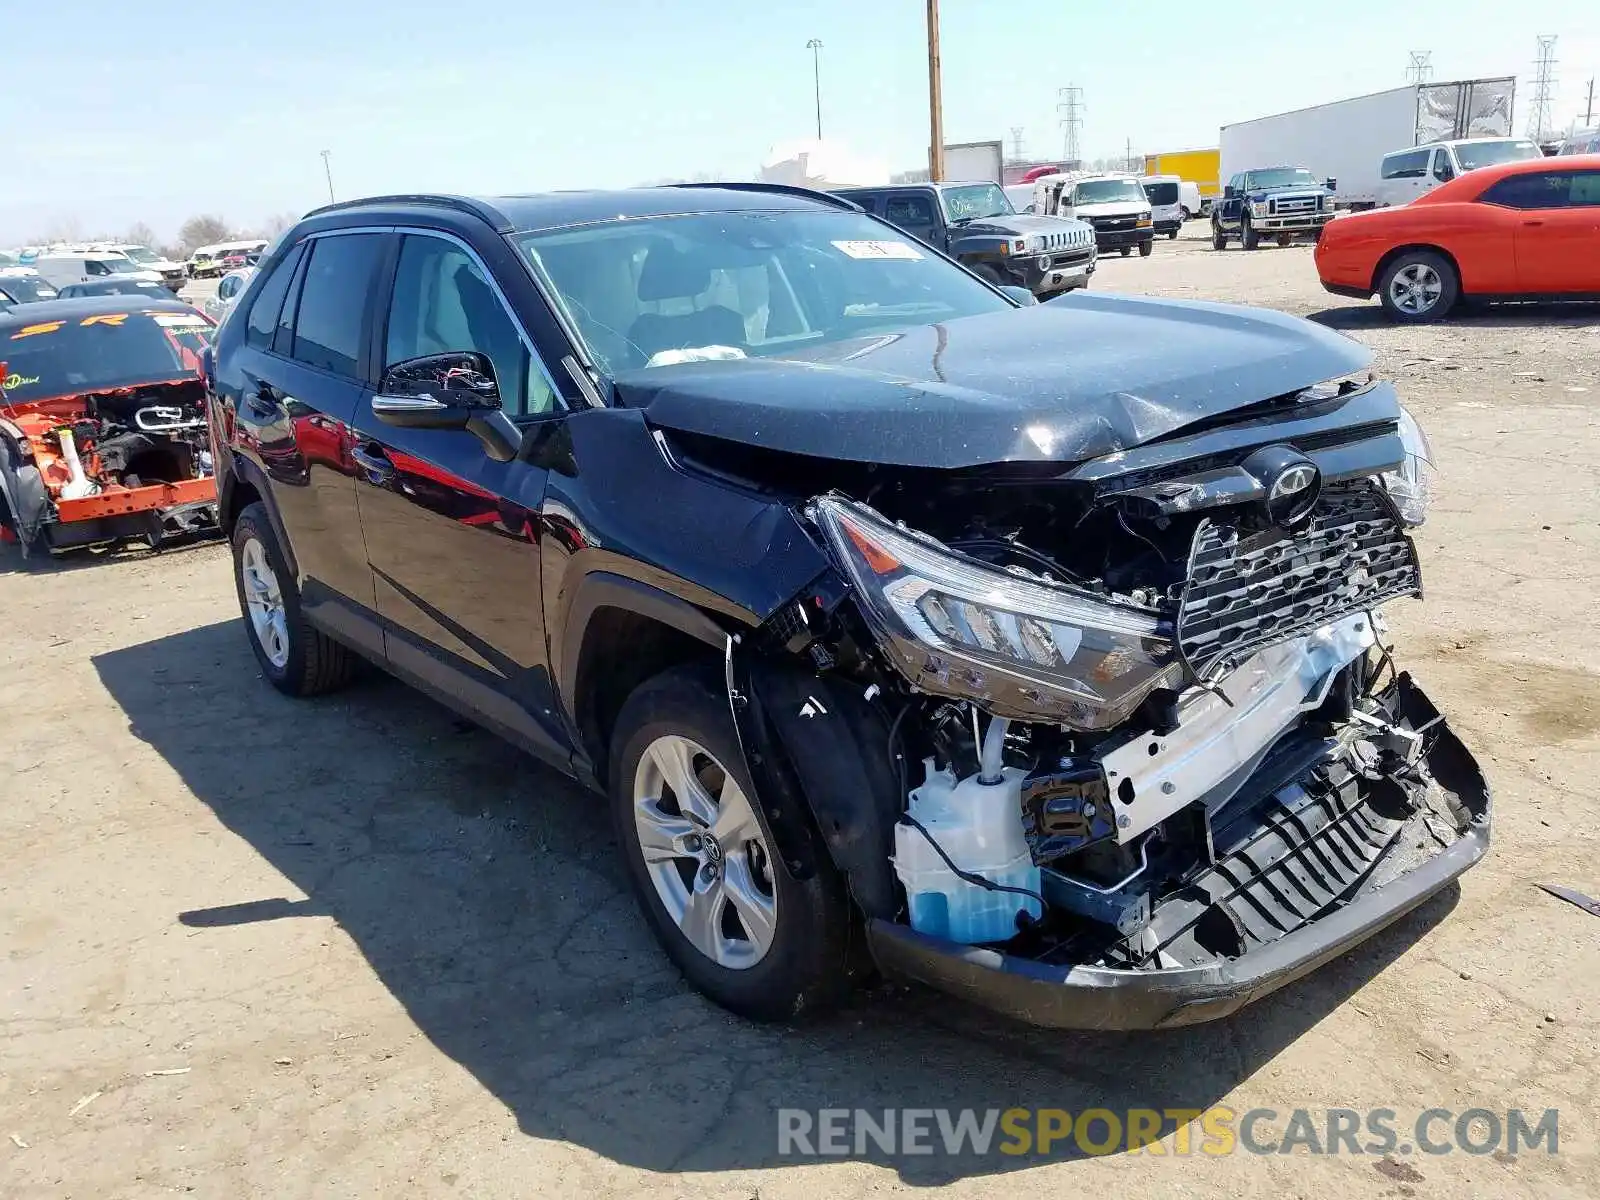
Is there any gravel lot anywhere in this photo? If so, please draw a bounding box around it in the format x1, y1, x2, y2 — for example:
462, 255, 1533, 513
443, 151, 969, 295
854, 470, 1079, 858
3, 229, 1597, 1198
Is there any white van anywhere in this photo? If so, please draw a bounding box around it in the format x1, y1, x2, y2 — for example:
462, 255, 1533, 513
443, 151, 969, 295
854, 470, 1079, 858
1375, 137, 1543, 206
1033, 172, 1155, 257
31, 252, 165, 290
1140, 175, 1192, 238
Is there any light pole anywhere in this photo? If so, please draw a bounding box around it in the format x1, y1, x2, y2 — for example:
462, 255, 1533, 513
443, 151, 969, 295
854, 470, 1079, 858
926, 0, 944, 181
320, 150, 335, 204
806, 39, 823, 140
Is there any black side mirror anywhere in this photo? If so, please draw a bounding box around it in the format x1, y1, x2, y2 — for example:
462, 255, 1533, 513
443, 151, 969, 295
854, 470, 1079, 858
1325, 177, 1338, 191
372, 351, 522, 462
1223, 185, 1238, 199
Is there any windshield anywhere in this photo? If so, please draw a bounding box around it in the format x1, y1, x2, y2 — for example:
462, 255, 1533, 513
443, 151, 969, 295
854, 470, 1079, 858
1245, 168, 1319, 190
1455, 139, 1543, 171
1073, 179, 1146, 205
939, 183, 1013, 222
1, 309, 213, 404
1142, 181, 1179, 205
516, 209, 1012, 375
100, 257, 143, 274
122, 246, 159, 263
0, 251, 16, 267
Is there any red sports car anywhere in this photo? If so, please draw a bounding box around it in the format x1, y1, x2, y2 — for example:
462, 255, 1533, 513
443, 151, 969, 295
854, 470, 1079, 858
1314, 154, 1600, 321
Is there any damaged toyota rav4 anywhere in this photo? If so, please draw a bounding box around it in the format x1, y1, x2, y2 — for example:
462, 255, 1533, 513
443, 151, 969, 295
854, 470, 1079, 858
208, 185, 1489, 1031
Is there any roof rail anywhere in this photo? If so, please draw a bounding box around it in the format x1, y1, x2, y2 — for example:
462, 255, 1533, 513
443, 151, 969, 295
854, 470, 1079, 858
301, 194, 512, 232
657, 180, 861, 212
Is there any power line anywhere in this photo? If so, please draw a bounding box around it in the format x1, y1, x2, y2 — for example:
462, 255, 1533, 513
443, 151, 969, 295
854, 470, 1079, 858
1405, 51, 1433, 85
1528, 35, 1558, 140
1056, 85, 1084, 167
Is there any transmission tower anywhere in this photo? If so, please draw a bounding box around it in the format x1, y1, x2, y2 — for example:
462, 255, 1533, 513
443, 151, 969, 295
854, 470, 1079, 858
1405, 51, 1433, 85
1528, 35, 1558, 140
1056, 85, 1084, 166
1008, 126, 1026, 163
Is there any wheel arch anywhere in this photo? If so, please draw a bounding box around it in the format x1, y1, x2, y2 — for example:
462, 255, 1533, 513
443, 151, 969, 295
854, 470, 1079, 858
1371, 243, 1463, 296
220, 454, 299, 581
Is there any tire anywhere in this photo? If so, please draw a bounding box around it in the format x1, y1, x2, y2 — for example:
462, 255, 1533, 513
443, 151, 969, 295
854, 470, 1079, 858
1180, 206, 1193, 222
231, 501, 356, 696
1377, 249, 1459, 322
1167, 229, 1178, 240
1211, 220, 1228, 250
1119, 246, 1131, 257
610, 664, 853, 1022
1140, 240, 1154, 257
1241, 214, 1259, 250
970, 262, 1004, 285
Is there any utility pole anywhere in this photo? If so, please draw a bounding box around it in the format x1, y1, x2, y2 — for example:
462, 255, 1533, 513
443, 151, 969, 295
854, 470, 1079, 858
926, 0, 944, 181
320, 149, 335, 204
1056, 84, 1084, 167
1126, 136, 1135, 173
1586, 77, 1595, 127
1405, 51, 1433, 85
806, 39, 824, 140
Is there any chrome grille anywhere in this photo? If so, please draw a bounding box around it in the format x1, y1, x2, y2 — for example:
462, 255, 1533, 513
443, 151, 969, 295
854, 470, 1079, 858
1176, 483, 1421, 682
1269, 195, 1318, 215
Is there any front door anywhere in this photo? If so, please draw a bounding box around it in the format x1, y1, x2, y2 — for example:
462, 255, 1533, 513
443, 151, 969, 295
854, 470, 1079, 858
880, 191, 945, 250
1486, 169, 1600, 293
349, 231, 571, 763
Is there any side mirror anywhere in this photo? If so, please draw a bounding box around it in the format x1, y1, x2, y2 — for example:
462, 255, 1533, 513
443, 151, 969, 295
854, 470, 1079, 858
1223, 185, 1238, 199
999, 285, 1037, 306
1325, 177, 1338, 192
372, 351, 522, 462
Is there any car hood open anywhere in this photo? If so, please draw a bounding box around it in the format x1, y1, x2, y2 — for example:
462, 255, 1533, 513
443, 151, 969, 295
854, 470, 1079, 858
615, 293, 1372, 469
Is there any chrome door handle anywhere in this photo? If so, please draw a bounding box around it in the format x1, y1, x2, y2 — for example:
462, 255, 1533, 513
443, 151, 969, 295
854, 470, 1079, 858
351, 443, 396, 483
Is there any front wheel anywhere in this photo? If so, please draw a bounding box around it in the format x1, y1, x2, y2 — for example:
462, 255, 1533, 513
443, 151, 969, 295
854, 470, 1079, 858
1240, 215, 1259, 250
1140, 240, 1154, 257
610, 664, 854, 1022
1378, 250, 1459, 322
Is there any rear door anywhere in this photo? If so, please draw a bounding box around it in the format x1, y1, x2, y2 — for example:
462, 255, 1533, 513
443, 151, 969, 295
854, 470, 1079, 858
879, 190, 945, 249
227, 230, 388, 655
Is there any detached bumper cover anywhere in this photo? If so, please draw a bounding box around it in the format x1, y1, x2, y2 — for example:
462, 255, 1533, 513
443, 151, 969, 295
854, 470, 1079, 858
867, 674, 1490, 1030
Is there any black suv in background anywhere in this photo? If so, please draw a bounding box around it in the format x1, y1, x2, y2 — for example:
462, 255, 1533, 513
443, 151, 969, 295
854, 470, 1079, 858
831, 180, 1097, 299
206, 185, 1487, 1031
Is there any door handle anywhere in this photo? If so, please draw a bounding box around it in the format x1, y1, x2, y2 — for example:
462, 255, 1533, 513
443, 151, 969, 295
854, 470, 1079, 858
352, 443, 397, 483
243, 386, 282, 419
1523, 219, 1544, 227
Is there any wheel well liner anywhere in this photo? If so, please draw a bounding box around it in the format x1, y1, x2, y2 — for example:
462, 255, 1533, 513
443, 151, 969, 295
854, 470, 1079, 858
1371, 243, 1462, 296
220, 456, 298, 580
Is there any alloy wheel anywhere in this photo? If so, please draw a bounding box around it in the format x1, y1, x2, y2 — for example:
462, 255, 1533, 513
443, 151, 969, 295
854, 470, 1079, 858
632, 734, 777, 969
1388, 262, 1443, 315
240, 536, 290, 669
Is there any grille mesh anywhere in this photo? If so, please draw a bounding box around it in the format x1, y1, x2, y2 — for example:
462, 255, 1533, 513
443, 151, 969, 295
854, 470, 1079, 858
1176, 483, 1420, 681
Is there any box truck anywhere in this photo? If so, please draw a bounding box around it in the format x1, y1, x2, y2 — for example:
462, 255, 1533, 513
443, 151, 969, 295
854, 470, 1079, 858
1220, 77, 1516, 208
1143, 148, 1221, 211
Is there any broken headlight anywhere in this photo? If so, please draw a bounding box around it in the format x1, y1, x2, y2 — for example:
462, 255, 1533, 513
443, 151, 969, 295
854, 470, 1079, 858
812, 496, 1178, 730
1379, 405, 1434, 526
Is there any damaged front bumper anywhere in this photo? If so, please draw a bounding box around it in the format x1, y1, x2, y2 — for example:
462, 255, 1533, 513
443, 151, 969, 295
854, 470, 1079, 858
866, 669, 1490, 1030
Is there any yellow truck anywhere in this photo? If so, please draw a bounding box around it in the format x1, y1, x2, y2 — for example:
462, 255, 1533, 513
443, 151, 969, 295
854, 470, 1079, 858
1143, 148, 1220, 212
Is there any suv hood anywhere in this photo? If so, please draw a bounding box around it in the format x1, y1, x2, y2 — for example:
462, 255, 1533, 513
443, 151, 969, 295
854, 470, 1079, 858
958, 213, 1093, 237
617, 293, 1372, 469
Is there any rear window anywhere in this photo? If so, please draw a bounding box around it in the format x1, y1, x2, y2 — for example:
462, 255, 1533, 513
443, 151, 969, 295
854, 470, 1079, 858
1, 309, 213, 404
1142, 181, 1179, 205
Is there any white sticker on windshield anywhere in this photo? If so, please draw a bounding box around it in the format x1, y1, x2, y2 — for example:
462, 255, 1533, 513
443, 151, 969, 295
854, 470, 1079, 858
831, 239, 923, 261
151, 313, 210, 328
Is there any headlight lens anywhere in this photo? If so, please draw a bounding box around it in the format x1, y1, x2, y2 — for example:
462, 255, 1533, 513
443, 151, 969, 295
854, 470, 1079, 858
1249, 200, 1268, 217
1380, 405, 1434, 526
812, 496, 1178, 729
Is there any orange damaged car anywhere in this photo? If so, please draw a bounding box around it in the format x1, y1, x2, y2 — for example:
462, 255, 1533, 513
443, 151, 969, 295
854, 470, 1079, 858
1315, 154, 1600, 322
0, 296, 218, 558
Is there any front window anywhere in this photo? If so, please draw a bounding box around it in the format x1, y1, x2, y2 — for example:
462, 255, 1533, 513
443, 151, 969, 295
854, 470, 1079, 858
1244, 168, 1319, 190
516, 209, 1012, 376
939, 183, 1012, 222
1072, 179, 1146, 205
1142, 181, 1179, 205
100, 257, 142, 275
1, 310, 213, 404
1454, 139, 1542, 171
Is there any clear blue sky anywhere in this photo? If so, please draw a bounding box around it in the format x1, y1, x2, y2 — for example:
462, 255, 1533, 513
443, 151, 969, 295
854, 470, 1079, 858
5, 1, 1596, 244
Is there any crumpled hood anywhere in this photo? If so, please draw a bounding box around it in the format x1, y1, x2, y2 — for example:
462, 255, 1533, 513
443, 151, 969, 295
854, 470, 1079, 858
616, 294, 1373, 469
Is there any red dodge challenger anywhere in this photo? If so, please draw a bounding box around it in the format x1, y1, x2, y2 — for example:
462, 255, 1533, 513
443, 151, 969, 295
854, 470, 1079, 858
1314, 154, 1600, 322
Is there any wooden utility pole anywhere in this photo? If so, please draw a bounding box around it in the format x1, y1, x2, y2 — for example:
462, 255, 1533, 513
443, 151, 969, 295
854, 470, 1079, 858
926, 0, 944, 181
1587, 77, 1595, 126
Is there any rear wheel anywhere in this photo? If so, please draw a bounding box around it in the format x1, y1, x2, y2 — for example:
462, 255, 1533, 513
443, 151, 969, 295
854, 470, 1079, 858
610, 664, 853, 1022
1211, 220, 1228, 250
232, 502, 356, 696
1377, 250, 1459, 322
1167, 229, 1178, 240
1119, 246, 1131, 257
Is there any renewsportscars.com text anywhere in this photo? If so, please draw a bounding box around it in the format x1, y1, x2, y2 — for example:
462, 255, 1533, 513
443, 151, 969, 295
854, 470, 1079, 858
777, 1106, 1559, 1158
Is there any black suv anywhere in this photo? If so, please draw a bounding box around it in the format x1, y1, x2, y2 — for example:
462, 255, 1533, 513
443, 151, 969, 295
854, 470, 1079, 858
206, 185, 1489, 1030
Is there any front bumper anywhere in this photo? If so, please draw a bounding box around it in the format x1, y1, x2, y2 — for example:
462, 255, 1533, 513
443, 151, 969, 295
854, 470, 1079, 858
1092, 225, 1155, 250
1013, 251, 1096, 295
1154, 219, 1183, 234
867, 673, 1490, 1030
1254, 211, 1333, 234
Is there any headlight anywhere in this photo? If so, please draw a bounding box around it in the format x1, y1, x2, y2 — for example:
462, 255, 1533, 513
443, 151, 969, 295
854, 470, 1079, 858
1249, 200, 1268, 217
812, 496, 1178, 729
1380, 405, 1434, 526
1008, 235, 1044, 255
1136, 214, 1153, 227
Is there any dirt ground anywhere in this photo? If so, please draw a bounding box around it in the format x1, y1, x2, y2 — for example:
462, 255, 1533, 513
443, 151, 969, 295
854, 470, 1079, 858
3, 230, 1597, 1198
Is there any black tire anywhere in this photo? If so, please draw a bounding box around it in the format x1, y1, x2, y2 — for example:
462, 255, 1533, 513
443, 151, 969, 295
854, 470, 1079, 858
231, 501, 356, 696
1241, 214, 1259, 250
1377, 249, 1459, 323
1140, 240, 1154, 257
1118, 246, 1131, 257
1167, 229, 1178, 240
1211, 220, 1228, 250
610, 664, 854, 1022
971, 262, 1004, 285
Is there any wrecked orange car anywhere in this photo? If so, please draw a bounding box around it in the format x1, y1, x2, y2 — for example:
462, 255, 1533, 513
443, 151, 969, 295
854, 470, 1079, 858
0, 296, 218, 558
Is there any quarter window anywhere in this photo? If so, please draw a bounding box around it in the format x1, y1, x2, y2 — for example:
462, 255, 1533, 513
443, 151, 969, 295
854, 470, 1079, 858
290, 234, 385, 378
884, 195, 935, 227
383, 235, 556, 416
245, 242, 305, 350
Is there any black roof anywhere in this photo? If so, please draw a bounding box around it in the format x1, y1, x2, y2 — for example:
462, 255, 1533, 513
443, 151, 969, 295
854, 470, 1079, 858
302, 183, 857, 236
0, 293, 198, 330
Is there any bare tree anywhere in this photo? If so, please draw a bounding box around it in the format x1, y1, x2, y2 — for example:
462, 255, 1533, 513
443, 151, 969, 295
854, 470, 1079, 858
261, 211, 299, 238
125, 221, 160, 249
178, 214, 230, 253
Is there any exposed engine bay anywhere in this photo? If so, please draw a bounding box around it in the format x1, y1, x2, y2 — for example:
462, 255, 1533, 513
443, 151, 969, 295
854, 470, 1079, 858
0, 379, 218, 553
697, 395, 1488, 1021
